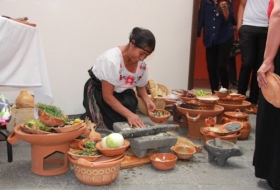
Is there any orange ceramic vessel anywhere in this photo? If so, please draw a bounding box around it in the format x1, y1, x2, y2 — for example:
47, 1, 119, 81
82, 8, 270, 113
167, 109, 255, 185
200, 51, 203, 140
171, 146, 196, 160
200, 128, 241, 145
148, 109, 171, 123
8, 124, 87, 176
176, 104, 224, 139
96, 140, 130, 157
221, 109, 251, 140
69, 154, 125, 185
150, 153, 178, 170
216, 100, 253, 124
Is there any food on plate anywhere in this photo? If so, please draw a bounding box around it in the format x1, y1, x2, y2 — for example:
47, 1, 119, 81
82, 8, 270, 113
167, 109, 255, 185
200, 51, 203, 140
194, 90, 212, 96
24, 119, 52, 132
149, 110, 169, 118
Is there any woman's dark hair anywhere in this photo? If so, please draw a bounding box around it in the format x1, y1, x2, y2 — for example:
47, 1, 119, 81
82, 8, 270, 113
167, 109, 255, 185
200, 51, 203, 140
129, 27, 156, 53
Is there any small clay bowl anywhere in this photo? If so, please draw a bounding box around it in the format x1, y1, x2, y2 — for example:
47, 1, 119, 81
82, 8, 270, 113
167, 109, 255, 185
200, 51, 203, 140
38, 109, 65, 126
148, 109, 171, 123
196, 95, 219, 104
149, 153, 178, 170
68, 149, 101, 162
95, 139, 130, 157
214, 90, 229, 98
172, 146, 196, 160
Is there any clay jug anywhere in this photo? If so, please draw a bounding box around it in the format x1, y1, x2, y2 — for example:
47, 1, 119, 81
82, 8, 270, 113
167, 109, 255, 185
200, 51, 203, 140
204, 117, 216, 127
15, 91, 34, 108
221, 109, 251, 140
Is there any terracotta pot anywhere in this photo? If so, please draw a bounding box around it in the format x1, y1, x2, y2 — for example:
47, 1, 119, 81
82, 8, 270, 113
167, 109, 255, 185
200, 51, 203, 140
8, 124, 87, 176
176, 104, 224, 139
69, 154, 125, 185
148, 109, 171, 123
149, 153, 178, 170
15, 91, 34, 108
216, 101, 252, 123
171, 146, 196, 160
96, 140, 130, 157
220, 109, 251, 140
38, 109, 65, 126
204, 117, 216, 127
200, 128, 241, 145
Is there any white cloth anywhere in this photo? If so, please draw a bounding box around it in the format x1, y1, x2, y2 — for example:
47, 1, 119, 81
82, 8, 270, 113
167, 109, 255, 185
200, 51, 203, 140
242, 0, 270, 27
0, 17, 53, 104
92, 47, 148, 93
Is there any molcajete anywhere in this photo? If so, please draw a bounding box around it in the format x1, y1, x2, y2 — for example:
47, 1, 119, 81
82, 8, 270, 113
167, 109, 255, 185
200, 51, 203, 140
220, 109, 251, 140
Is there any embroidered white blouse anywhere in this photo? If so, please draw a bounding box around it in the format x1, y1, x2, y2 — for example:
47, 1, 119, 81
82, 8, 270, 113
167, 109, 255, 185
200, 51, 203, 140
92, 47, 148, 93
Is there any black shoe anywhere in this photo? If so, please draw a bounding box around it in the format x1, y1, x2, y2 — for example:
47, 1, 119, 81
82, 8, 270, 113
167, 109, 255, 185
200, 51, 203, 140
231, 82, 238, 86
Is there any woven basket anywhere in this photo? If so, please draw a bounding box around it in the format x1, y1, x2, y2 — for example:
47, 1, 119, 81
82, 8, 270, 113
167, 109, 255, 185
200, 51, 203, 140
6, 104, 35, 133
137, 80, 170, 115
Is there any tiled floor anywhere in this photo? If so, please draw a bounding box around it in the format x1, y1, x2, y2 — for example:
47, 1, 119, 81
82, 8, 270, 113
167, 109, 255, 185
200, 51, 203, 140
0, 80, 272, 190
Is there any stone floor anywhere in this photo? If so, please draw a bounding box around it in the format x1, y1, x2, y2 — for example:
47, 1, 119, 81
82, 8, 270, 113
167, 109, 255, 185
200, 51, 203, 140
0, 111, 273, 190
0, 81, 272, 190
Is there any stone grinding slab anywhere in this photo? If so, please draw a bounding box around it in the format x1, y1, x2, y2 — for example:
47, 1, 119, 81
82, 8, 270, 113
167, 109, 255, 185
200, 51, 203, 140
127, 133, 177, 158
113, 122, 179, 138
113, 122, 179, 158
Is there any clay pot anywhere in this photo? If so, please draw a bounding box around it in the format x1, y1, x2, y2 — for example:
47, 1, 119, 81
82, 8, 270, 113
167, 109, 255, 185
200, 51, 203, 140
171, 146, 196, 160
8, 124, 87, 176
38, 109, 65, 126
15, 91, 34, 108
149, 153, 178, 170
216, 100, 253, 123
221, 109, 251, 140
68, 149, 101, 162
148, 109, 171, 123
204, 117, 216, 127
69, 154, 125, 185
200, 128, 241, 145
95, 140, 130, 157
176, 104, 224, 139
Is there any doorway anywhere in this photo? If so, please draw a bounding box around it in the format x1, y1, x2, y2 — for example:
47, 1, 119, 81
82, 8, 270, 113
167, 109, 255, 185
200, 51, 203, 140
189, 0, 242, 89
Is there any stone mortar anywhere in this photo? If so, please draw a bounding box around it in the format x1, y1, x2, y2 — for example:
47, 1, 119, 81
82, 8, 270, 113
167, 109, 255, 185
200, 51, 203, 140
205, 138, 243, 166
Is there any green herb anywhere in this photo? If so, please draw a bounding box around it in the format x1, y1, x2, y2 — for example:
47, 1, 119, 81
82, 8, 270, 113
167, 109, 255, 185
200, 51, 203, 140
36, 103, 66, 120
84, 141, 96, 149
75, 149, 100, 156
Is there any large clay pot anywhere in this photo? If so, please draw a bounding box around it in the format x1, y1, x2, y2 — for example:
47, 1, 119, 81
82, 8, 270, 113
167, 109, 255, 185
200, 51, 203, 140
220, 109, 251, 140
176, 104, 224, 139
15, 91, 34, 108
216, 100, 253, 124
8, 124, 87, 176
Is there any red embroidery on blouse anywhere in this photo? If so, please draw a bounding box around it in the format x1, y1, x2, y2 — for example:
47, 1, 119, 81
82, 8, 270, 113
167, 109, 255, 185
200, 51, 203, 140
126, 76, 134, 85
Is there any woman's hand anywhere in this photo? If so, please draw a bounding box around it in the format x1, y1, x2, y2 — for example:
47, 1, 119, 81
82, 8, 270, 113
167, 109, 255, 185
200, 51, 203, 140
146, 99, 156, 112
126, 112, 145, 128
257, 61, 274, 88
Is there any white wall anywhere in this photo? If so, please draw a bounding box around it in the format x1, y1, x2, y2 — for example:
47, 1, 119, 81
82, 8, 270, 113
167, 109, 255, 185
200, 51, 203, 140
0, 0, 193, 115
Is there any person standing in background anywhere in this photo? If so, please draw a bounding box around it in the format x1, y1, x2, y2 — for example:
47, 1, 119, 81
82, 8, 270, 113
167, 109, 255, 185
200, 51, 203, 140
254, 0, 280, 189
197, 0, 235, 94
237, 0, 269, 114
228, 16, 239, 86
